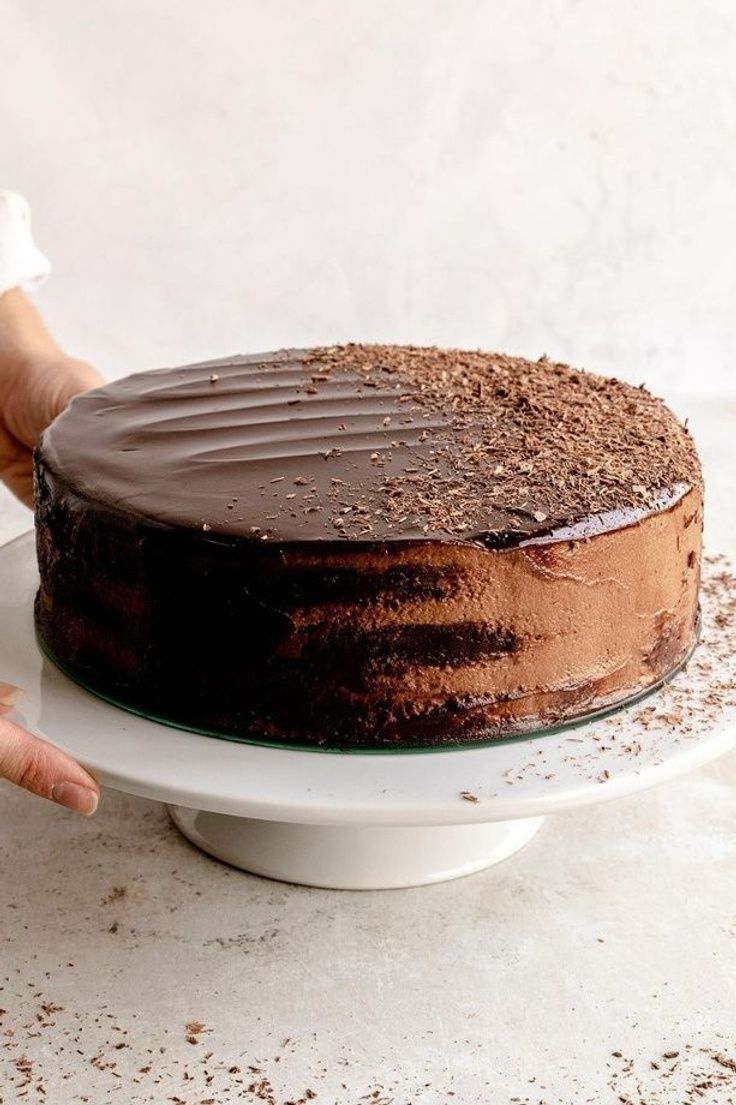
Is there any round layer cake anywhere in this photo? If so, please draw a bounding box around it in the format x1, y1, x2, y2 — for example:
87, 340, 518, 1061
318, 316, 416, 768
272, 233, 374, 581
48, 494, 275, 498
34, 345, 703, 748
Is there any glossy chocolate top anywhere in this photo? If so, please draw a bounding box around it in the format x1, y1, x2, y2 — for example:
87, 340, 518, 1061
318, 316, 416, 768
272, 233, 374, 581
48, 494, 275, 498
38, 345, 702, 546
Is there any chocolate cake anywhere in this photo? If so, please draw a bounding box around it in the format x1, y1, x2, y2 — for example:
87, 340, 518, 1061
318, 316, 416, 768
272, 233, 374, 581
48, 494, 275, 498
34, 345, 703, 748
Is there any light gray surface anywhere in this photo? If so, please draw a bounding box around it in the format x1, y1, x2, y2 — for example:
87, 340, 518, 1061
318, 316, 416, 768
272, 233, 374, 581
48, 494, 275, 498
0, 396, 734, 1103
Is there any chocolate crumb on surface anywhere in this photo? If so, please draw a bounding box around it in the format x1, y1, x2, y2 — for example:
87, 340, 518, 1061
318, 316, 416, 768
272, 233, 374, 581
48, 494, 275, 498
100, 886, 127, 906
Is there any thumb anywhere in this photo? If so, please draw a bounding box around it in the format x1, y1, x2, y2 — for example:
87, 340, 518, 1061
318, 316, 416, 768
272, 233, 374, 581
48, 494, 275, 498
13, 355, 104, 450
0, 714, 99, 815
39, 356, 104, 434
51, 356, 104, 407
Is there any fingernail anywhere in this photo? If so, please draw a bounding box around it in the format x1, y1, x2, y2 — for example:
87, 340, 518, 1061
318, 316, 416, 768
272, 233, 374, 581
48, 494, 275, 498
51, 781, 99, 815
0, 681, 21, 707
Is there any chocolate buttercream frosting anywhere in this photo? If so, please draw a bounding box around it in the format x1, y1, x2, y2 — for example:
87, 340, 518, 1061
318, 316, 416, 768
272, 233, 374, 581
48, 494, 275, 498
34, 345, 703, 748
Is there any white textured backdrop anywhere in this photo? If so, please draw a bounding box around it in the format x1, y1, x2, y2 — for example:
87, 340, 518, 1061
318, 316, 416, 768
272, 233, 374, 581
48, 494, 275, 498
1, 0, 735, 532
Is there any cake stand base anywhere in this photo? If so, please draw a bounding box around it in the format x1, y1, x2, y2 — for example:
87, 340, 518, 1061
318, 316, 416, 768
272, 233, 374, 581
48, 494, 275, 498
167, 806, 545, 889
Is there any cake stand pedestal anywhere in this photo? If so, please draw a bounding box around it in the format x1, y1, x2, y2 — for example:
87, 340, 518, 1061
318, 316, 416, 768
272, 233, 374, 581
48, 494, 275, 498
2, 533, 734, 889
167, 808, 544, 888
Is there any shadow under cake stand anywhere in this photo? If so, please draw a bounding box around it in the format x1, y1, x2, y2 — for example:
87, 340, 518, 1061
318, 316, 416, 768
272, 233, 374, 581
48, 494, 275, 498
2, 532, 734, 890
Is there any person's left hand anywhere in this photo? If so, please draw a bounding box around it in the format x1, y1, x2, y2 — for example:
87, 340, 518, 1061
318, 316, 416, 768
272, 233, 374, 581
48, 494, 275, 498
0, 293, 102, 505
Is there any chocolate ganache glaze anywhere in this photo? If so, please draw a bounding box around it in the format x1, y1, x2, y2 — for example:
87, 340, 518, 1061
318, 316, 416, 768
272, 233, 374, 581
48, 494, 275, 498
34, 345, 703, 748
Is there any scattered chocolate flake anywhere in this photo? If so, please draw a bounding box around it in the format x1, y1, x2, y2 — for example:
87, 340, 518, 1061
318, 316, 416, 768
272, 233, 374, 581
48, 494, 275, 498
101, 886, 127, 906
607, 1042, 736, 1104
185, 1021, 208, 1036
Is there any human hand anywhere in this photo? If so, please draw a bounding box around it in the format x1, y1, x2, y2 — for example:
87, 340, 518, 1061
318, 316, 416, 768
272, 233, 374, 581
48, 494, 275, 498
0, 289, 102, 506
0, 287, 102, 813
0, 683, 99, 814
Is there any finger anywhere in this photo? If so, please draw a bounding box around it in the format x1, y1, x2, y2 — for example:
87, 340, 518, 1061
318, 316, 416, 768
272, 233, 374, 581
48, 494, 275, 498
0, 714, 99, 814
0, 682, 22, 715
57, 356, 104, 395
13, 356, 104, 451
43, 357, 104, 429
0, 682, 22, 707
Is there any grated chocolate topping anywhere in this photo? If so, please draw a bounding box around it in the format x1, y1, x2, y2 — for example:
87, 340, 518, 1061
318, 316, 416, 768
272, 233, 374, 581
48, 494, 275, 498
40, 344, 702, 545
307, 344, 702, 543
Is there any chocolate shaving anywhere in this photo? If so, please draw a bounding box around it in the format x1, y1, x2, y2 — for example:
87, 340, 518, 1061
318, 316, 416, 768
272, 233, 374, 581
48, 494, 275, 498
305, 344, 701, 542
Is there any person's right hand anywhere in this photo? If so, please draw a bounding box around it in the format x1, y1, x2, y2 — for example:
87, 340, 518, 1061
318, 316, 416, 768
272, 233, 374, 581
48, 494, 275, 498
0, 683, 99, 814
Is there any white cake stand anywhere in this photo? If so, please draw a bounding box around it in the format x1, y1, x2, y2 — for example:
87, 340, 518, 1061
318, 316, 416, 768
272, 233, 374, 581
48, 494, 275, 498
2, 532, 734, 889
